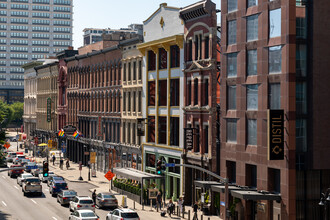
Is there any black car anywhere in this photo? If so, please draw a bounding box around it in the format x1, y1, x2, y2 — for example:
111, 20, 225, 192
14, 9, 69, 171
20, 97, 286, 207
47, 175, 64, 187
57, 190, 77, 206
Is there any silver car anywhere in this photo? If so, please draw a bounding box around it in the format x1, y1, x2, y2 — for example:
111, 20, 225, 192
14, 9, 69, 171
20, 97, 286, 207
17, 173, 33, 186
95, 192, 118, 209
69, 196, 95, 212
106, 208, 139, 220
69, 210, 99, 220
38, 171, 55, 182
57, 190, 77, 206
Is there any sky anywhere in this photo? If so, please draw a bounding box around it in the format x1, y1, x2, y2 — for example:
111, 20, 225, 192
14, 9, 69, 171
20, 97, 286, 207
72, 0, 221, 49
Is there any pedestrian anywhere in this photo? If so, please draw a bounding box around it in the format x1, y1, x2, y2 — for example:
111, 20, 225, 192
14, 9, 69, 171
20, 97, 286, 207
193, 201, 199, 220
92, 189, 97, 204
52, 154, 55, 165
177, 196, 184, 214
156, 191, 162, 210
167, 199, 174, 217
59, 157, 63, 169
66, 158, 70, 170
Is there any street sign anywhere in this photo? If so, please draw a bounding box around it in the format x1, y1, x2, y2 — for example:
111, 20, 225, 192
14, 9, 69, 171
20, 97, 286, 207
184, 128, 194, 150
47, 97, 51, 122
90, 152, 96, 163
4, 142, 10, 149
104, 170, 115, 181
48, 140, 52, 148
84, 151, 89, 156
165, 163, 175, 167
220, 201, 225, 207
26, 165, 38, 170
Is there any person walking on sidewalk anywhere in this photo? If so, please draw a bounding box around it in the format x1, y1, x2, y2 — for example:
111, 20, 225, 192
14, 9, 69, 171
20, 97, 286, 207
193, 201, 199, 220
59, 157, 63, 170
66, 159, 70, 170
52, 154, 56, 165
156, 191, 162, 211
92, 189, 97, 204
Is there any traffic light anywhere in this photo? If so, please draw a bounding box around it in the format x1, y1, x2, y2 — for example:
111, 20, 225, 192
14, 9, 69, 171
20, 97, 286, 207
156, 160, 162, 175
43, 161, 49, 177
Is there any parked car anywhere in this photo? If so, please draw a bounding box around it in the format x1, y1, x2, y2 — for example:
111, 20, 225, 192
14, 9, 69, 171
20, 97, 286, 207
25, 162, 37, 173
95, 192, 118, 209
17, 173, 33, 186
6, 152, 16, 162
57, 190, 77, 206
69, 196, 95, 212
39, 171, 55, 182
106, 208, 139, 220
47, 175, 64, 187
69, 210, 99, 220
8, 164, 24, 178
22, 177, 42, 196
49, 180, 68, 196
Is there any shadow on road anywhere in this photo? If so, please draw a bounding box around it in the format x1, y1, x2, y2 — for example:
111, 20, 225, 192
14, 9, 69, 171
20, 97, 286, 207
0, 210, 12, 220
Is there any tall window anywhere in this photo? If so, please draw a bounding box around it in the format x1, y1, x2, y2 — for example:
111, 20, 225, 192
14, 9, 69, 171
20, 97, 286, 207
170, 79, 179, 106
269, 83, 281, 109
158, 80, 167, 106
158, 48, 167, 69
296, 44, 307, 77
133, 91, 136, 112
296, 17, 307, 39
170, 117, 179, 146
247, 0, 257, 7
188, 40, 193, 61
296, 119, 307, 152
227, 0, 237, 12
247, 119, 257, 145
247, 14, 258, 41
170, 45, 180, 68
269, 168, 281, 193
227, 20, 237, 45
227, 161, 236, 184
228, 85, 236, 110
127, 123, 131, 143
128, 92, 131, 112
204, 125, 209, 154
147, 116, 155, 143
227, 53, 237, 77
296, 82, 307, 114
247, 84, 258, 110
204, 36, 209, 59
148, 81, 155, 106
227, 119, 237, 143
132, 123, 136, 145
246, 164, 257, 188
194, 78, 199, 106
187, 79, 192, 105
269, 8, 281, 38
138, 60, 142, 80
158, 116, 167, 144
122, 122, 126, 143
204, 78, 209, 106
247, 50, 257, 76
133, 61, 136, 80
148, 50, 156, 71
269, 46, 282, 73
138, 91, 142, 112
128, 62, 131, 81
195, 34, 202, 60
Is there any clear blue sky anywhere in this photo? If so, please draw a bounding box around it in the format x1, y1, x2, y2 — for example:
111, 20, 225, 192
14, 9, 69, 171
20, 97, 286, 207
72, 0, 221, 49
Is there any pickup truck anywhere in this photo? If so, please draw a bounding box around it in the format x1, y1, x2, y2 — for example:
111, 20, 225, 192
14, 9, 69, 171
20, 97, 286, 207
22, 177, 42, 196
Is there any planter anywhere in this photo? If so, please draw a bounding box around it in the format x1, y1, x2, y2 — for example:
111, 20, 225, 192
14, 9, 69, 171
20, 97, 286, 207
113, 186, 142, 204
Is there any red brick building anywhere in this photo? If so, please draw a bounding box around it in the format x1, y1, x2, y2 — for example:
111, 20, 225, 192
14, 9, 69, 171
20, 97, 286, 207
180, 0, 220, 206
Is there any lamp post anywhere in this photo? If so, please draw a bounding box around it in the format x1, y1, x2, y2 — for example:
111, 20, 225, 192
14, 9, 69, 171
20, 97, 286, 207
319, 188, 330, 220
16, 127, 19, 152
83, 145, 91, 181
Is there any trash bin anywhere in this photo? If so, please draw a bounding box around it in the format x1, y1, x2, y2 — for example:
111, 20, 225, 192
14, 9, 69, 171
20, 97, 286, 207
20, 144, 23, 149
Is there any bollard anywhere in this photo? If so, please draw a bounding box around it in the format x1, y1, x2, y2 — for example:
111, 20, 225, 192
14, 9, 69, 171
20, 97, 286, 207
150, 199, 152, 211
201, 214, 203, 220
177, 205, 180, 216
188, 210, 191, 220
133, 201, 135, 210
182, 208, 185, 218
208, 217, 210, 220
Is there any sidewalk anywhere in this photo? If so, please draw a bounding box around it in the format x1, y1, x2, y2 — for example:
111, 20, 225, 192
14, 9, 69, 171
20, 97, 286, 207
30, 153, 222, 220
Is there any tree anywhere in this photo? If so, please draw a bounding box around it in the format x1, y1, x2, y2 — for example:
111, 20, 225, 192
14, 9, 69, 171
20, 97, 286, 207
10, 102, 24, 124
0, 101, 13, 128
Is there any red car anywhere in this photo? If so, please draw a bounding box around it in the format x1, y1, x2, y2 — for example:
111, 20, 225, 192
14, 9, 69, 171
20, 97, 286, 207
8, 165, 24, 178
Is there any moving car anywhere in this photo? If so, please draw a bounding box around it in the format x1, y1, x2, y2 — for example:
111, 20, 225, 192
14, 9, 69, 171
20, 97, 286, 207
20, 159, 30, 166
69, 196, 95, 212
47, 175, 64, 187
69, 210, 99, 220
13, 155, 26, 164
32, 164, 42, 177
57, 190, 77, 206
95, 192, 118, 209
17, 173, 33, 186
22, 177, 42, 196
8, 164, 24, 178
39, 171, 55, 182
49, 180, 68, 196
6, 152, 16, 162
106, 208, 139, 220
25, 162, 37, 173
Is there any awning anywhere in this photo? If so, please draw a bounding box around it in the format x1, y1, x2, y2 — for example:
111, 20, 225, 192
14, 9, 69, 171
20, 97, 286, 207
231, 190, 281, 201
211, 185, 243, 193
112, 168, 164, 182
194, 181, 223, 189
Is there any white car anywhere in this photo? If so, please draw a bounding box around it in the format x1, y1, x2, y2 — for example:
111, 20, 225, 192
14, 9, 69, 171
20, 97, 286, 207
38, 171, 55, 182
69, 196, 95, 212
17, 173, 33, 186
106, 208, 139, 220
69, 210, 99, 220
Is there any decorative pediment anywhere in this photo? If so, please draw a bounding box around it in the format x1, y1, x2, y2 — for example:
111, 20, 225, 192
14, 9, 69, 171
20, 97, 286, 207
185, 59, 214, 72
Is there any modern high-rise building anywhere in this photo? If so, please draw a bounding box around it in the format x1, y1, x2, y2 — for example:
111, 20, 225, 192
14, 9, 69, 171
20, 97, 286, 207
0, 0, 73, 103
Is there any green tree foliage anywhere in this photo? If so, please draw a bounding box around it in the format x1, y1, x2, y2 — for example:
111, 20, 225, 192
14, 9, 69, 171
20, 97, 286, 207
10, 102, 24, 123
0, 101, 13, 128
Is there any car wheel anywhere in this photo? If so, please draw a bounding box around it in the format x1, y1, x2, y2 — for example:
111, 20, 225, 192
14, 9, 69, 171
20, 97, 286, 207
23, 191, 26, 196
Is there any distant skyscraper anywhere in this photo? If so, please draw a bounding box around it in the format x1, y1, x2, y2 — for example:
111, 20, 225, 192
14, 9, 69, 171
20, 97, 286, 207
0, 0, 73, 103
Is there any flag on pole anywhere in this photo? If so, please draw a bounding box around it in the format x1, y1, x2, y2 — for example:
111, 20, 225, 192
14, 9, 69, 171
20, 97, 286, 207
73, 131, 79, 138
58, 129, 65, 137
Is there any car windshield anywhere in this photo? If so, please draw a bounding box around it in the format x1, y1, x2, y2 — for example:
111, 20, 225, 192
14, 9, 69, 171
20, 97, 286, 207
81, 212, 96, 217
64, 191, 77, 196
55, 183, 67, 187
103, 194, 116, 199
53, 177, 64, 180
121, 213, 139, 218
23, 174, 33, 178
27, 162, 36, 166
26, 178, 40, 183
80, 199, 93, 204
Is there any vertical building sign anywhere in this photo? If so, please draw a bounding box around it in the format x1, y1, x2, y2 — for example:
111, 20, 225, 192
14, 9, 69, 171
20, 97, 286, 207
47, 97, 51, 122
267, 109, 284, 160
184, 128, 193, 150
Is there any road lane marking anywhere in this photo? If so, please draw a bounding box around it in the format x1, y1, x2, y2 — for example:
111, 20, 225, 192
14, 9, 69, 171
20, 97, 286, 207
2, 201, 6, 207
52, 217, 57, 220
14, 186, 19, 190
30, 199, 37, 204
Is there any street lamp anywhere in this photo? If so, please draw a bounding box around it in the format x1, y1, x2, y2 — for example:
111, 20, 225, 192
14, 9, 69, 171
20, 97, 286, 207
319, 188, 330, 219
83, 145, 91, 181
16, 127, 19, 152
